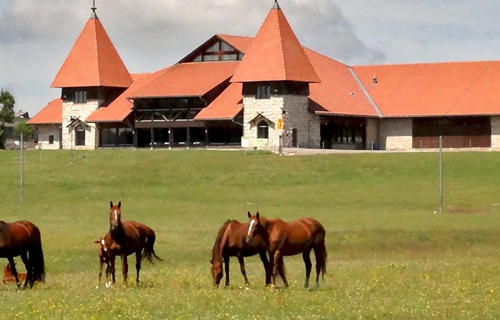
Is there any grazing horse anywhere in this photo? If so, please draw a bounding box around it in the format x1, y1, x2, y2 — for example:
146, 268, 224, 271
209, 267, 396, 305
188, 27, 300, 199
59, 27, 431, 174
246, 212, 327, 289
104, 201, 161, 287
3, 263, 27, 284
210, 220, 271, 288
0, 220, 45, 289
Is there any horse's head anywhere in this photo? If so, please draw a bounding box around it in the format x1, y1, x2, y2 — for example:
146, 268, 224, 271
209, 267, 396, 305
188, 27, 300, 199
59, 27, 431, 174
246, 211, 264, 243
109, 201, 122, 231
210, 259, 223, 287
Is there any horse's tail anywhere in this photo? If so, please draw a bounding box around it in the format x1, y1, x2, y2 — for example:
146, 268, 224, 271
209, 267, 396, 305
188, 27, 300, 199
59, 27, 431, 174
31, 227, 46, 283
314, 226, 327, 282
143, 229, 162, 264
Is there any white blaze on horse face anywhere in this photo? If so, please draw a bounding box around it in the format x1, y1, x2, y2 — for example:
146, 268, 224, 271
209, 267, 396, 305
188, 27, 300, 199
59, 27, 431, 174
247, 220, 255, 238
114, 210, 119, 222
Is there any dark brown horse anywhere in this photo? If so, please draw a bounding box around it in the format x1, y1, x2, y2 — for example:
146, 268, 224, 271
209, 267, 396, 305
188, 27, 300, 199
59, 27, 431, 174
103, 201, 162, 287
210, 220, 271, 288
0, 220, 45, 289
246, 212, 327, 289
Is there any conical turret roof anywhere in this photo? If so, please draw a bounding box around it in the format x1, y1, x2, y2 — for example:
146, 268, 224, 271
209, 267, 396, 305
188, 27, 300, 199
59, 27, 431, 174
231, 4, 320, 83
51, 12, 133, 88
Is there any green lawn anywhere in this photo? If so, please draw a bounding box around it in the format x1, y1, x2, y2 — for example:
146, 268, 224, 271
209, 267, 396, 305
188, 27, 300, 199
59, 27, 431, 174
0, 149, 499, 319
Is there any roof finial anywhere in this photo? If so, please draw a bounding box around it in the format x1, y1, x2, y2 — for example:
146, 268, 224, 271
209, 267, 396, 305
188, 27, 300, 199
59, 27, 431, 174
91, 0, 97, 18
274, 0, 280, 10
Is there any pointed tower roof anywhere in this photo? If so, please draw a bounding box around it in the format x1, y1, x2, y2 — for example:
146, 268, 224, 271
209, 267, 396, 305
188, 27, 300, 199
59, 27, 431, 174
51, 8, 133, 88
231, 3, 320, 83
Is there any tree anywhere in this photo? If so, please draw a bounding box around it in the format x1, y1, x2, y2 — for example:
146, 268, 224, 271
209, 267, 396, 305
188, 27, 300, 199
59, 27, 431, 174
14, 121, 34, 140
0, 89, 16, 148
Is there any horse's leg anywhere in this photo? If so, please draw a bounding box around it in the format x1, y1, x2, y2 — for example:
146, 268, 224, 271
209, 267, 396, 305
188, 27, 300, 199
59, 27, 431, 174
96, 259, 104, 289
302, 249, 313, 289
237, 254, 250, 286
20, 253, 32, 289
313, 242, 326, 288
135, 251, 141, 285
7, 257, 22, 289
268, 250, 277, 288
224, 255, 230, 287
276, 255, 288, 289
122, 255, 129, 286
106, 255, 116, 288
258, 250, 271, 286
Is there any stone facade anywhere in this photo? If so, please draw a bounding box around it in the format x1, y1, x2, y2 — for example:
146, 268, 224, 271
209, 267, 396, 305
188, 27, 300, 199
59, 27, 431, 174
36, 125, 61, 150
365, 118, 379, 150
241, 94, 320, 150
62, 100, 99, 150
379, 118, 413, 151
492, 116, 500, 150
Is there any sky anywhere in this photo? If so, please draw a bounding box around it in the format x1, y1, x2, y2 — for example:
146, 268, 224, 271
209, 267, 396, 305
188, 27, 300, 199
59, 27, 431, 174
1, 0, 500, 116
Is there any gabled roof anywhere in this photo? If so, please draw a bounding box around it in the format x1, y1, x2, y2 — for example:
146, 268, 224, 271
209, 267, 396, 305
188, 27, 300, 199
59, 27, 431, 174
195, 83, 243, 120
86, 73, 156, 123
27, 99, 62, 125
129, 61, 239, 98
352, 60, 500, 117
231, 6, 320, 83
306, 49, 379, 117
51, 14, 133, 88
178, 34, 252, 64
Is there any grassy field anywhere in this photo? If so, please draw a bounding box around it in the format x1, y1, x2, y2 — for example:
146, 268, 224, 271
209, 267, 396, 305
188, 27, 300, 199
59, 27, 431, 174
0, 149, 499, 319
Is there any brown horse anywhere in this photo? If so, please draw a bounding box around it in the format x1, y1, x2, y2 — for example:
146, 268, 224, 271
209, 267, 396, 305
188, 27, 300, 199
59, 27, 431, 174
104, 201, 162, 287
210, 220, 271, 288
3, 263, 27, 284
0, 220, 45, 289
246, 212, 327, 289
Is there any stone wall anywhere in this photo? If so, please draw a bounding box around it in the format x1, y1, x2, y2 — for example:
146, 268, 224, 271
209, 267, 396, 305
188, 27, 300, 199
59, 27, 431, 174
379, 118, 413, 151
492, 116, 500, 150
242, 94, 320, 150
61, 100, 99, 150
36, 125, 61, 150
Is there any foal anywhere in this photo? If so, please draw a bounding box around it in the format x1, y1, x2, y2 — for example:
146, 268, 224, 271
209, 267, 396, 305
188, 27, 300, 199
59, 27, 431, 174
104, 201, 161, 287
3, 263, 27, 284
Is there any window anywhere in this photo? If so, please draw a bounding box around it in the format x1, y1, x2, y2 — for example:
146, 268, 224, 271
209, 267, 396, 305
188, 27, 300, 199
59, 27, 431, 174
48, 135, 54, 145
75, 124, 86, 146
74, 91, 87, 103
257, 120, 269, 139
256, 85, 271, 99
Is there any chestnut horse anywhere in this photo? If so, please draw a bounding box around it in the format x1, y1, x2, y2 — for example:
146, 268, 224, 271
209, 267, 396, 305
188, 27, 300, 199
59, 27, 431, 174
0, 220, 45, 289
3, 263, 27, 284
210, 220, 271, 287
246, 212, 327, 289
104, 201, 162, 287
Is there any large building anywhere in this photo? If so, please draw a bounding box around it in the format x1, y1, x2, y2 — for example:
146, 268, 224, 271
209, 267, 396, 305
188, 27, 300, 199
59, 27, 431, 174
28, 2, 500, 151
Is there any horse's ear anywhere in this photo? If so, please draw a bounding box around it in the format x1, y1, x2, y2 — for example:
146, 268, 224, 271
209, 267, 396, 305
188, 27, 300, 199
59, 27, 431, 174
110, 201, 113, 208
247, 211, 251, 218
94, 239, 100, 244
209, 259, 213, 264
118, 201, 121, 208
256, 212, 260, 219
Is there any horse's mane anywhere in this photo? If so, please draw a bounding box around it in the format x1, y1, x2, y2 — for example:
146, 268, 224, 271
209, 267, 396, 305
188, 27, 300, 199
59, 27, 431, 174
211, 220, 232, 262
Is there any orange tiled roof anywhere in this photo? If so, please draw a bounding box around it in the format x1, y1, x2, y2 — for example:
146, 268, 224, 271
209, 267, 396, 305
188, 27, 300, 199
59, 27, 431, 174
195, 83, 243, 120
51, 15, 132, 88
352, 60, 500, 117
129, 62, 239, 98
86, 72, 161, 123
27, 98, 62, 125
306, 49, 379, 117
231, 6, 320, 84
216, 34, 253, 54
